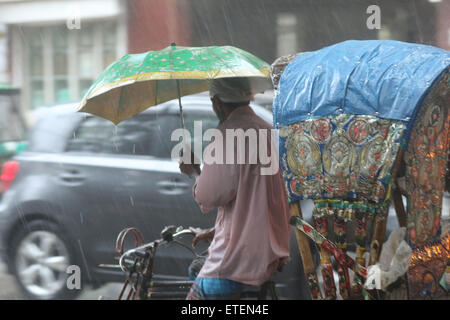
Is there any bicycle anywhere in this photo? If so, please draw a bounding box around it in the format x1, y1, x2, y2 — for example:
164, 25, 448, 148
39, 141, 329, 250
99, 225, 280, 300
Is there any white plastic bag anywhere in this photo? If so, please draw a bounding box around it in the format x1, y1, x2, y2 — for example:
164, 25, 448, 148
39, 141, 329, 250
364, 227, 412, 290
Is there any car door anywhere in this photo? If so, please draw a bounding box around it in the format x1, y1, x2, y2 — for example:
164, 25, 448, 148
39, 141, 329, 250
61, 116, 142, 272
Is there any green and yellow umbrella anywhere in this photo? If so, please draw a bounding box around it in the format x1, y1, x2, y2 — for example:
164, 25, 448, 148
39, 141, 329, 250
77, 43, 272, 125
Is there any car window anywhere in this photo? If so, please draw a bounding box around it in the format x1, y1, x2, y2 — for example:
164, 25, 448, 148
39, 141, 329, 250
66, 108, 221, 159
66, 116, 116, 153
66, 114, 179, 158
28, 113, 82, 153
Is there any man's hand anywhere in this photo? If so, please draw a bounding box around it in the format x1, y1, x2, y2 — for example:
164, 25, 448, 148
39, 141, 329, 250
179, 149, 201, 177
189, 227, 215, 247
179, 162, 201, 177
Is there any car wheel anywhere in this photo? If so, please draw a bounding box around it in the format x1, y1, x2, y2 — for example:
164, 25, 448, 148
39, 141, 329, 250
10, 220, 83, 300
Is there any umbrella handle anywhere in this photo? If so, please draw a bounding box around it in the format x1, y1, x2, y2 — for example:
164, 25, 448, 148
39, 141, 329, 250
176, 80, 185, 130
176, 79, 188, 160
171, 44, 184, 130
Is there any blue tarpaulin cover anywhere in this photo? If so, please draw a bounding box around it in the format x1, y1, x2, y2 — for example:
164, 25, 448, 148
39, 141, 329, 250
273, 40, 450, 128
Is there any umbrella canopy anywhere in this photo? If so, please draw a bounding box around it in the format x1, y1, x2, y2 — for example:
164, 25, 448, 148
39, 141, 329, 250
78, 44, 272, 125
273, 40, 450, 129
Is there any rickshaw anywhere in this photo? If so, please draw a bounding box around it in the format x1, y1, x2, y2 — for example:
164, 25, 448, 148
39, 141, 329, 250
87, 41, 447, 300
271, 40, 449, 300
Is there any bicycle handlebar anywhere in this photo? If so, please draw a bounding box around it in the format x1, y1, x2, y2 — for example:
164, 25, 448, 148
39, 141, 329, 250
172, 228, 196, 238
118, 226, 196, 272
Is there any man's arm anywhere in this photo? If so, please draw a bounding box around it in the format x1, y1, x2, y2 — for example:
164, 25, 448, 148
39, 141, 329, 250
179, 149, 239, 213
193, 162, 239, 213
189, 227, 215, 247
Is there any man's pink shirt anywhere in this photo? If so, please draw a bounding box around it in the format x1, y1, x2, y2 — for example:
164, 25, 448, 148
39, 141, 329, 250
192, 106, 291, 286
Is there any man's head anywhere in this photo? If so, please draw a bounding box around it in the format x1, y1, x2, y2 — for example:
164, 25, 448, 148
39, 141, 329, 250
209, 78, 252, 123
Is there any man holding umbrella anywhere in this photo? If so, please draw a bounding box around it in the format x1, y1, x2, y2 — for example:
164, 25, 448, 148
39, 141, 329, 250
179, 77, 291, 300
77, 43, 290, 299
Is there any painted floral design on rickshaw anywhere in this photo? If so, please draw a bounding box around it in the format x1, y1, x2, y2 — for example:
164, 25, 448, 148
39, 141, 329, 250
404, 69, 449, 247
279, 114, 406, 203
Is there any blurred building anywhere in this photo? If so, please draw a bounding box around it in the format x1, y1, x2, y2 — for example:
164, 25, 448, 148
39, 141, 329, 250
0, 0, 128, 113
0, 0, 448, 116
0, 24, 7, 83
189, 0, 449, 64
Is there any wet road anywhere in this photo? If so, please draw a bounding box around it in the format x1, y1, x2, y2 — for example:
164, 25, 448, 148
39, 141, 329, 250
0, 260, 123, 300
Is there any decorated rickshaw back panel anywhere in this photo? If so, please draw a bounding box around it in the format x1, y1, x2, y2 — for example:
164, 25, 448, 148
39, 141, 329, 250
272, 40, 449, 300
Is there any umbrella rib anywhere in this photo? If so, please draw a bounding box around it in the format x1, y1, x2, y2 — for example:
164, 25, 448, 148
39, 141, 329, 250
224, 46, 247, 77
235, 46, 267, 72
234, 47, 259, 70
206, 46, 223, 79
191, 47, 205, 78
207, 46, 257, 79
